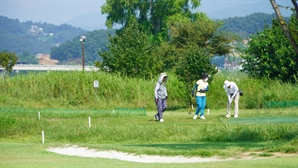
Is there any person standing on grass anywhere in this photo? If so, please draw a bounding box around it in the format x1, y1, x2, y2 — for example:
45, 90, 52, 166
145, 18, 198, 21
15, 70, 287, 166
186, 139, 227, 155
154, 72, 168, 122
191, 73, 210, 120
223, 80, 240, 118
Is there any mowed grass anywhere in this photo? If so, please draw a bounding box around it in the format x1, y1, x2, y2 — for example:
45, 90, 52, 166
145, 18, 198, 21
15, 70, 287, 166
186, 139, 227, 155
1, 107, 298, 167
1, 141, 298, 168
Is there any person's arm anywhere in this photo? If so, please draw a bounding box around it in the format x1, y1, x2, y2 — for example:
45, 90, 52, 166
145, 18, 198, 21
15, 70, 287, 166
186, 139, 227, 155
191, 84, 198, 97
154, 82, 160, 101
224, 86, 231, 103
230, 83, 239, 99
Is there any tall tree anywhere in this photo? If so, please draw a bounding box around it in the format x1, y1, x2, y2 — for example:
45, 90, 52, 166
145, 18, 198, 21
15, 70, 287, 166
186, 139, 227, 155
101, 0, 201, 35
97, 19, 163, 79
241, 18, 298, 83
169, 15, 234, 106
270, 0, 298, 56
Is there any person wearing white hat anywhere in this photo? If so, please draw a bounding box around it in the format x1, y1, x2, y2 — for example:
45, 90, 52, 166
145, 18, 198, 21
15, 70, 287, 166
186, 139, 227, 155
223, 80, 240, 118
154, 72, 168, 122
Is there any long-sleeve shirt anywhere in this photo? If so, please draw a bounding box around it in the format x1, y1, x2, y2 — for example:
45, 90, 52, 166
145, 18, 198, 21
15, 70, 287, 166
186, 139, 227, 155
154, 74, 168, 99
223, 82, 238, 99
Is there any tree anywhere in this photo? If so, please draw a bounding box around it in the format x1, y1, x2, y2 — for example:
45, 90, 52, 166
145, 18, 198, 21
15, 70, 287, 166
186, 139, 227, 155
170, 15, 233, 83
169, 15, 234, 106
101, 0, 200, 35
18, 51, 38, 64
270, 0, 298, 56
241, 18, 298, 83
97, 19, 163, 79
0, 52, 18, 72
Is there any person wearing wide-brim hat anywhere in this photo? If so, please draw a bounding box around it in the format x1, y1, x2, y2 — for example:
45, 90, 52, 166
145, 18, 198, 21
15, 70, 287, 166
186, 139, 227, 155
154, 72, 168, 122
191, 73, 210, 120
223, 80, 240, 118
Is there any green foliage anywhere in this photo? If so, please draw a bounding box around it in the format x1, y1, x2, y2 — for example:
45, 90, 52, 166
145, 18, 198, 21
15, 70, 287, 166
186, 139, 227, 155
51, 29, 115, 65
101, 0, 201, 35
169, 16, 234, 98
241, 15, 298, 83
17, 52, 38, 64
0, 52, 18, 72
98, 19, 163, 79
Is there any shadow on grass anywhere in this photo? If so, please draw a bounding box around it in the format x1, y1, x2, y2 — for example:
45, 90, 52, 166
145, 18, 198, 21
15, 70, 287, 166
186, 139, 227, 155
123, 141, 275, 150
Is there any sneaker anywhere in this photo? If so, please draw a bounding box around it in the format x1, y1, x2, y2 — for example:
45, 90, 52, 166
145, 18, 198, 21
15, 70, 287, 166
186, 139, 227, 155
234, 114, 238, 118
193, 115, 198, 119
160, 119, 164, 122
154, 114, 159, 120
200, 116, 206, 120
225, 114, 231, 118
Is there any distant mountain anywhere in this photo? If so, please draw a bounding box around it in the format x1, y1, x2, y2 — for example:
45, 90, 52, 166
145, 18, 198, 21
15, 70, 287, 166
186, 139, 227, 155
206, 2, 292, 20
0, 15, 87, 55
65, 11, 108, 31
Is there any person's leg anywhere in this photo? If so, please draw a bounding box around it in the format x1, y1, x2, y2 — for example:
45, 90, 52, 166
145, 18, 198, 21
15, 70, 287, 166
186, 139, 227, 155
200, 96, 206, 117
161, 99, 167, 113
195, 96, 202, 115
155, 98, 163, 119
225, 98, 231, 117
234, 93, 240, 117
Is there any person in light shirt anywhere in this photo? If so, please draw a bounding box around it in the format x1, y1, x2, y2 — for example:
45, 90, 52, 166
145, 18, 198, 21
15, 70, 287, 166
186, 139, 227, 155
223, 80, 240, 118
154, 73, 168, 122
191, 73, 210, 120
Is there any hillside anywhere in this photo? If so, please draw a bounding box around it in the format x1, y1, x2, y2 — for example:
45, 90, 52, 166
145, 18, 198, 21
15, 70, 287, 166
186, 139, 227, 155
0, 13, 290, 65
0, 16, 87, 55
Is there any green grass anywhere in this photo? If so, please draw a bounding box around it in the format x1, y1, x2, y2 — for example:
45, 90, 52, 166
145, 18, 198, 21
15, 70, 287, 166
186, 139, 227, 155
0, 71, 298, 167
1, 142, 298, 168
0, 71, 297, 110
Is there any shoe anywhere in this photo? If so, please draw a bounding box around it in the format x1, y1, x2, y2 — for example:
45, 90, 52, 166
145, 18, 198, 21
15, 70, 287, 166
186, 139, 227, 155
154, 114, 159, 120
234, 114, 238, 118
200, 116, 206, 120
225, 114, 231, 118
193, 115, 198, 119
160, 119, 164, 122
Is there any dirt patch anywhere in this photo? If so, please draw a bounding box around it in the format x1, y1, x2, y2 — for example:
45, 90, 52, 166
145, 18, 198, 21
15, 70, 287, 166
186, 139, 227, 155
47, 145, 298, 163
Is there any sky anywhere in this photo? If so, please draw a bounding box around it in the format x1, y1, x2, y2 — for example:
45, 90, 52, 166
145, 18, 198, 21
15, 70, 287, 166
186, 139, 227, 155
0, 0, 295, 30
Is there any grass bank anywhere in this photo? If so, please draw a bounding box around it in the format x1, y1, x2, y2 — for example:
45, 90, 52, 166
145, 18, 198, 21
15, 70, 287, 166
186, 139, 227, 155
0, 71, 297, 110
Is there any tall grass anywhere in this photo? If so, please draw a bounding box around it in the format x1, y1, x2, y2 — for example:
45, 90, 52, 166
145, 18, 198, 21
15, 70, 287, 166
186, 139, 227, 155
0, 70, 297, 110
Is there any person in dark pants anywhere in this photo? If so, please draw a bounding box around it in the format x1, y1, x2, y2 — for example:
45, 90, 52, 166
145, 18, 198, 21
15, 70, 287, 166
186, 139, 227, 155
154, 73, 168, 122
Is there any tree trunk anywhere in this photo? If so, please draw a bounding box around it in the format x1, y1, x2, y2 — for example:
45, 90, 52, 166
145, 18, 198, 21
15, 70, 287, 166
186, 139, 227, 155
270, 0, 298, 56
291, 0, 298, 19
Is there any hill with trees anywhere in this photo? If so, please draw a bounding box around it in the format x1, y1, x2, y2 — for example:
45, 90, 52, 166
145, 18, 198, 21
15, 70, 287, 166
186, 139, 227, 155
0, 15, 87, 55
219, 12, 289, 38
0, 12, 290, 66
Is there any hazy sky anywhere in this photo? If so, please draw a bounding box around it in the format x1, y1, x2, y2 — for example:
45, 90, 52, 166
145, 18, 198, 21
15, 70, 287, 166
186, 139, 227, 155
0, 0, 294, 26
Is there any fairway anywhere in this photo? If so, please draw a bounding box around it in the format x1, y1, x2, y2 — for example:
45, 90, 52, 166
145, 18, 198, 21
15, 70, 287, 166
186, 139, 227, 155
228, 116, 298, 124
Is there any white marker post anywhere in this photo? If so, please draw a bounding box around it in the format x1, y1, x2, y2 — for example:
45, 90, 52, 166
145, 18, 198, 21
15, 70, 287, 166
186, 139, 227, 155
38, 112, 40, 120
41, 131, 44, 144
88, 116, 91, 128
207, 109, 210, 115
